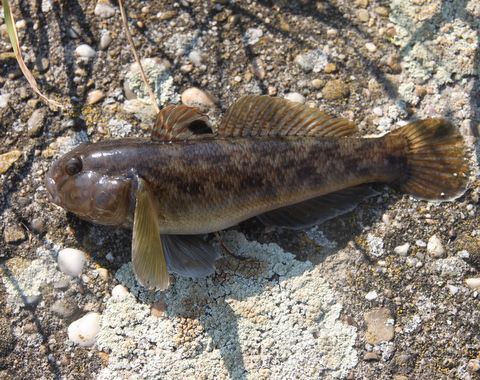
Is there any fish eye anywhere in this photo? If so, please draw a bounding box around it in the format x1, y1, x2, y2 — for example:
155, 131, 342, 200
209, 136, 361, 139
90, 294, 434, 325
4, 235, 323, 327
65, 157, 83, 176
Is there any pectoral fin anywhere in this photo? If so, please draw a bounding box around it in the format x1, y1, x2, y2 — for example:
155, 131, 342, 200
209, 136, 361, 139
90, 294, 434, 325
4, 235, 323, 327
258, 186, 379, 230
162, 235, 220, 278
132, 178, 169, 290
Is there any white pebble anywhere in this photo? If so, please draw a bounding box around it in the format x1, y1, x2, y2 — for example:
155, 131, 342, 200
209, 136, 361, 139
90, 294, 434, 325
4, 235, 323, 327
181, 87, 217, 112
75, 44, 96, 59
57, 248, 86, 277
283, 92, 306, 104
427, 234, 445, 258
112, 284, 129, 299
95, 2, 116, 18
244, 28, 263, 45
465, 278, 480, 290
415, 240, 426, 247
67, 312, 101, 347
0, 93, 10, 108
365, 43, 377, 53
365, 290, 378, 301
394, 243, 410, 256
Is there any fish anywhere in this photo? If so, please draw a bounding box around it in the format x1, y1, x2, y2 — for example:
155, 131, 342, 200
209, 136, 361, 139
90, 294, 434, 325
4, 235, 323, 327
45, 95, 470, 290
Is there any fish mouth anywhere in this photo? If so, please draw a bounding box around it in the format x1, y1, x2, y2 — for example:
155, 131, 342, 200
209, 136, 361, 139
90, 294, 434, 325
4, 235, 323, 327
45, 176, 62, 205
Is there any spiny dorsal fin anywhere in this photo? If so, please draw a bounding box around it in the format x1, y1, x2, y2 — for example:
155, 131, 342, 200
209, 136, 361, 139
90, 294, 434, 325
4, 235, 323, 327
152, 105, 214, 142
218, 95, 357, 138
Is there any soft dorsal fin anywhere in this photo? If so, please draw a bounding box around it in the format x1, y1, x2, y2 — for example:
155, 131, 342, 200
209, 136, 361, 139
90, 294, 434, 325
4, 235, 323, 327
257, 185, 379, 230
218, 95, 357, 138
151, 105, 214, 141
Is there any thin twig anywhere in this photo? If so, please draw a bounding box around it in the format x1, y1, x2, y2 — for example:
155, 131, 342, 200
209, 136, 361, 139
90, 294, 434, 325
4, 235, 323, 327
118, 0, 160, 114
2, 0, 65, 109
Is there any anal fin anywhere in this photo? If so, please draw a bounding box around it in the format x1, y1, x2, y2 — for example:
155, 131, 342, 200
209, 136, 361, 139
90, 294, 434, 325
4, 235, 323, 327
257, 186, 379, 230
162, 235, 220, 278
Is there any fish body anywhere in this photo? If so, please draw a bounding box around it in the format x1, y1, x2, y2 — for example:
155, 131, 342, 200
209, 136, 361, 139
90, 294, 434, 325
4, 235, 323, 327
48, 136, 404, 234
46, 96, 469, 290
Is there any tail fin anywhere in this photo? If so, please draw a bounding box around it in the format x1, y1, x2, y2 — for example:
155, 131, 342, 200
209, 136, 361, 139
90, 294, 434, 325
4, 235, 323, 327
389, 118, 469, 200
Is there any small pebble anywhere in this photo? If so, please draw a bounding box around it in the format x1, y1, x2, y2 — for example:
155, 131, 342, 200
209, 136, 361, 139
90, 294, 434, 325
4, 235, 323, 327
365, 43, 377, 53
375, 6, 389, 17
51, 300, 77, 319
267, 86, 277, 96
67, 312, 101, 347
96, 268, 109, 281
57, 248, 86, 277
322, 79, 350, 100
324, 63, 337, 74
364, 352, 380, 361
311, 79, 324, 89
394, 243, 410, 256
465, 278, 480, 290
86, 90, 105, 105
427, 234, 445, 258
111, 284, 129, 299
415, 240, 426, 247
446, 285, 459, 295
181, 87, 217, 112
27, 108, 47, 137
188, 50, 203, 66
357, 9, 369, 23
75, 44, 96, 59
365, 290, 378, 301
283, 92, 306, 104
94, 1, 116, 18
99, 31, 112, 50
4, 225, 26, 244
151, 300, 167, 317
0, 150, 22, 174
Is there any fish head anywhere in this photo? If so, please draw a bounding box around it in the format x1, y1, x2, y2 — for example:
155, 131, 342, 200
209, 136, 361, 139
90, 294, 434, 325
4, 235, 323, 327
45, 143, 134, 225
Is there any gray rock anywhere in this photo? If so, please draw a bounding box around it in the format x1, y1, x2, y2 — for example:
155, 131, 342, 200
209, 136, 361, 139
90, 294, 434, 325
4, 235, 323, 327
294, 49, 328, 73
27, 108, 47, 137
0, 317, 14, 357
364, 308, 395, 344
51, 299, 78, 319
4, 225, 26, 244
433, 257, 469, 277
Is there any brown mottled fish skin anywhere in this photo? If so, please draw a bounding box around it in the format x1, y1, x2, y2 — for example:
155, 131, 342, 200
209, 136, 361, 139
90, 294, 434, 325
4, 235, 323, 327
50, 134, 406, 234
